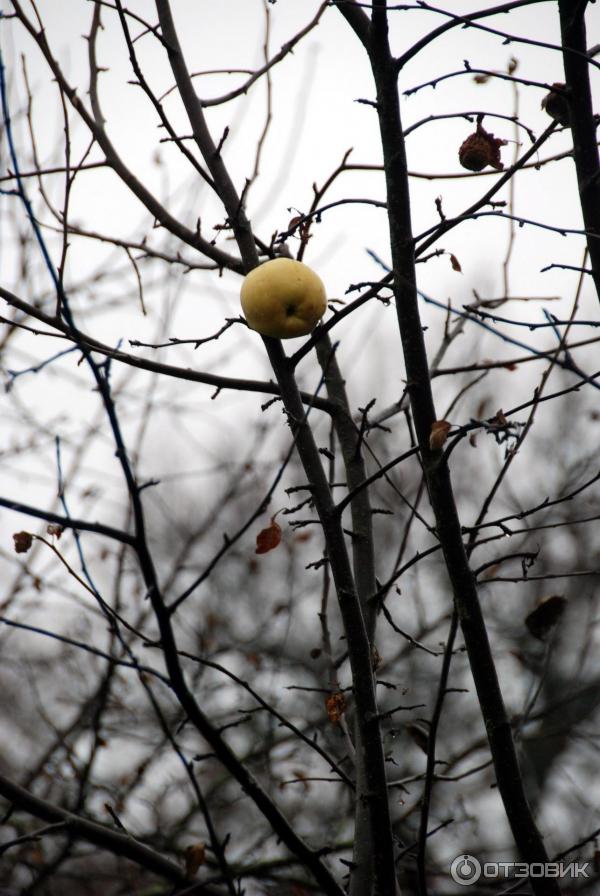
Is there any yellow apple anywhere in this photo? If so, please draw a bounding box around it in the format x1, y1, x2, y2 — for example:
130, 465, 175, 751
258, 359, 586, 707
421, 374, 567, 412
240, 258, 327, 339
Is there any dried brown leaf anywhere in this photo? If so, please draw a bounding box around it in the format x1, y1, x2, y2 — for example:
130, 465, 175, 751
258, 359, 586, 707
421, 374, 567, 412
13, 531, 33, 554
541, 83, 570, 127
429, 420, 451, 451
326, 692, 347, 724
47, 524, 63, 539
255, 517, 282, 554
184, 842, 207, 879
525, 595, 567, 640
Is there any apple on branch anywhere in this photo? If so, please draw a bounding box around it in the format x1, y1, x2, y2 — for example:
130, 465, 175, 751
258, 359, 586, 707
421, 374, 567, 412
240, 258, 327, 339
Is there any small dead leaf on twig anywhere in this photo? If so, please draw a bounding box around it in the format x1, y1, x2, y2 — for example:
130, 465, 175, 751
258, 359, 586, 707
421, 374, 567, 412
288, 768, 310, 792
255, 513, 282, 555
541, 83, 570, 127
184, 842, 207, 879
326, 692, 347, 724
288, 214, 312, 243
449, 253, 462, 273
13, 531, 33, 554
47, 524, 63, 539
429, 420, 451, 451
525, 595, 567, 640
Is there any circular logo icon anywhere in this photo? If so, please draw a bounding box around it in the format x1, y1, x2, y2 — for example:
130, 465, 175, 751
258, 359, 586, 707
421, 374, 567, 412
451, 854, 482, 886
